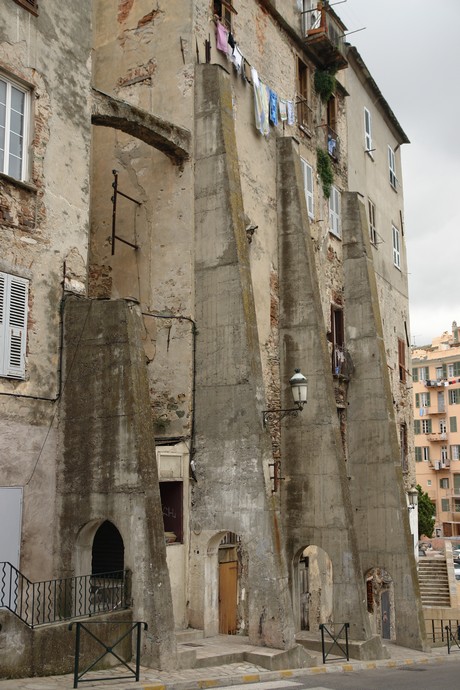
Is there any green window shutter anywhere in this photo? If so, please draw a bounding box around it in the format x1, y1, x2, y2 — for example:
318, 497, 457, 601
451, 417, 458, 433
427, 392, 431, 407
443, 363, 448, 378
412, 368, 418, 382
415, 447, 422, 462
415, 393, 420, 408
414, 419, 421, 435
454, 362, 460, 377
442, 498, 450, 512
427, 419, 432, 433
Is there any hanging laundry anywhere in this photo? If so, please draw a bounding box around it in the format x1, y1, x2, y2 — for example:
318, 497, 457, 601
279, 99, 287, 122
243, 58, 251, 83
251, 67, 263, 133
269, 89, 278, 126
231, 45, 243, 73
260, 82, 270, 135
227, 32, 236, 53
216, 20, 229, 54
287, 100, 295, 126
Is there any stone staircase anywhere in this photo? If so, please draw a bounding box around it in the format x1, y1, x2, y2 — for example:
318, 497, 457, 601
418, 558, 451, 607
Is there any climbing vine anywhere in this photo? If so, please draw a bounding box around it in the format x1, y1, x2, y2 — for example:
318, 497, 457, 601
314, 67, 337, 102
316, 148, 334, 198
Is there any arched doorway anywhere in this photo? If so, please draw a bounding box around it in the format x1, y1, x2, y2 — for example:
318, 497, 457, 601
92, 520, 124, 575
365, 567, 395, 640
203, 531, 245, 636
294, 545, 333, 631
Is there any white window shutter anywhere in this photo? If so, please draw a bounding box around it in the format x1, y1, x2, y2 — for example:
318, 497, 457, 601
0, 273, 5, 375
5, 274, 28, 378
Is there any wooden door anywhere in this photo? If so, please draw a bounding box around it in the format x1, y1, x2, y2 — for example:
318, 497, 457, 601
219, 561, 238, 634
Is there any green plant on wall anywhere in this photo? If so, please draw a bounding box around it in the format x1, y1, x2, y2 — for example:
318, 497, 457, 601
316, 148, 333, 198
314, 67, 337, 102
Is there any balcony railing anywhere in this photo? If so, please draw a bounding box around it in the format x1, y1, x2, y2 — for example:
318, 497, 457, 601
427, 432, 447, 442
431, 460, 450, 470
425, 379, 446, 388
304, 2, 347, 70
0, 562, 130, 628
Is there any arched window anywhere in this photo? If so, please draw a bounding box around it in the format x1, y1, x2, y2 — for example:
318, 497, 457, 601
91, 520, 124, 575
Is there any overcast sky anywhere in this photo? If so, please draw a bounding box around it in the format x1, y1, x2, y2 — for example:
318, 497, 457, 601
337, 0, 459, 347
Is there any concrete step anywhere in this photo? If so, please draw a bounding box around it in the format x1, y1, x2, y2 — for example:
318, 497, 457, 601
176, 628, 205, 643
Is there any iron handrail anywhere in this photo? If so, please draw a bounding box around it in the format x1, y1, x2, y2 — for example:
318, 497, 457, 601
0, 561, 130, 628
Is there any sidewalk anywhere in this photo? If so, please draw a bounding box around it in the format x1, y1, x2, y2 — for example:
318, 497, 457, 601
0, 640, 457, 690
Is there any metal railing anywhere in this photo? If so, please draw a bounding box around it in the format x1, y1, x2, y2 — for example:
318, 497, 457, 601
0, 562, 130, 628
69, 620, 146, 688
426, 618, 460, 644
319, 622, 349, 663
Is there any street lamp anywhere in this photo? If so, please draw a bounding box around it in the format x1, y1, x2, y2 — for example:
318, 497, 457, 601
262, 369, 308, 427
408, 487, 418, 511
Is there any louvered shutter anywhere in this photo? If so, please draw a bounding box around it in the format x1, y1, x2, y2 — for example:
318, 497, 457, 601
412, 368, 418, 382
414, 420, 420, 435
4, 274, 28, 378
0, 273, 5, 374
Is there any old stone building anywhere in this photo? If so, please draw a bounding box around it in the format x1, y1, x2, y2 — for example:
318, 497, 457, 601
0, 0, 426, 677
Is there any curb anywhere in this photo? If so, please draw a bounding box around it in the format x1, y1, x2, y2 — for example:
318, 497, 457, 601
134, 652, 453, 690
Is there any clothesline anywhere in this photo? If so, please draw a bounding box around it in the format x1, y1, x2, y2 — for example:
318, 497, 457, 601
214, 19, 298, 136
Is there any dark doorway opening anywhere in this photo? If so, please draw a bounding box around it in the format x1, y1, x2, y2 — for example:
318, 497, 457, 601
92, 521, 124, 575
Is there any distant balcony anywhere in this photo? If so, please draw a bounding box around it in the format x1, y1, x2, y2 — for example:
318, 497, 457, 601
304, 2, 348, 70
427, 432, 447, 442
431, 460, 450, 470
425, 379, 446, 388
428, 406, 446, 415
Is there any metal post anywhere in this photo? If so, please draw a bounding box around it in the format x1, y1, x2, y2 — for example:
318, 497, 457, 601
135, 622, 142, 681
345, 622, 349, 661
111, 170, 118, 256
73, 622, 81, 688
320, 624, 326, 664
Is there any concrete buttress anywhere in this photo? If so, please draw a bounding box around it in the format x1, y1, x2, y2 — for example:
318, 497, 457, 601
277, 138, 382, 654
191, 64, 309, 658
342, 192, 428, 651
56, 297, 177, 669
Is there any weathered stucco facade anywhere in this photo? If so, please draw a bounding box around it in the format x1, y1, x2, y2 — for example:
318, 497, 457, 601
0, 0, 426, 678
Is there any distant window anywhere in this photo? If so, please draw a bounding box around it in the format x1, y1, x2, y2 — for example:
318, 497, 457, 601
441, 498, 450, 513
301, 158, 314, 219
441, 445, 448, 461
160, 481, 183, 543
451, 445, 460, 461
449, 389, 460, 405
329, 186, 341, 238
364, 107, 373, 154
415, 392, 430, 408
297, 59, 312, 131
422, 419, 432, 434
213, 0, 235, 29
388, 146, 397, 189
0, 74, 30, 181
368, 199, 377, 245
422, 446, 430, 461
440, 478, 449, 489
392, 225, 401, 268
12, 0, 38, 15
398, 337, 406, 382
0, 271, 29, 379
427, 479, 432, 486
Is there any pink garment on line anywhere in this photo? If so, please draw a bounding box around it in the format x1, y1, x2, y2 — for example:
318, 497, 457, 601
216, 21, 229, 53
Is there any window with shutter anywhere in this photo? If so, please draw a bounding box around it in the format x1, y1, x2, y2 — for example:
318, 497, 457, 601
449, 389, 460, 405
364, 108, 372, 154
414, 419, 421, 435
451, 417, 458, 433
0, 271, 28, 379
301, 158, 314, 219
388, 145, 397, 189
415, 447, 422, 462
12, 0, 38, 14
368, 199, 377, 245
412, 368, 419, 382
329, 186, 341, 238
392, 225, 401, 269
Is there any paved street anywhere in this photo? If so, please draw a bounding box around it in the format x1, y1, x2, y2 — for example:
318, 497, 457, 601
217, 659, 460, 690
